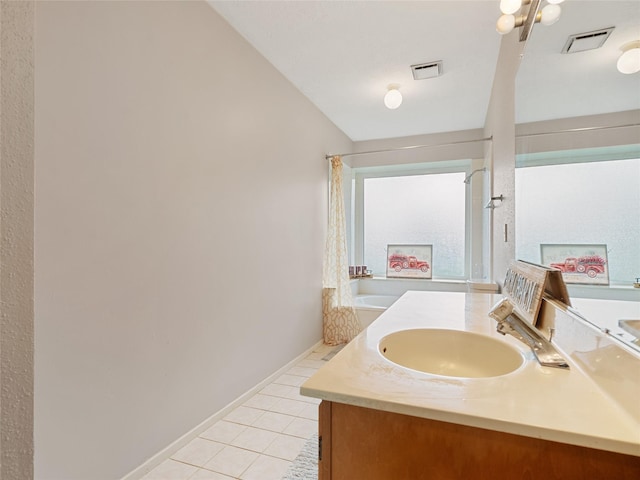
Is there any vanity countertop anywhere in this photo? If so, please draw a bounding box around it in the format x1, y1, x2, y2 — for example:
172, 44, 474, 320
301, 291, 640, 457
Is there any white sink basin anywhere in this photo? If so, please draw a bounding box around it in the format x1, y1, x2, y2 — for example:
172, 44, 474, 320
379, 329, 525, 378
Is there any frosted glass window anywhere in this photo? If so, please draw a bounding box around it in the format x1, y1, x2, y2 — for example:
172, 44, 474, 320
515, 158, 640, 284
363, 172, 466, 277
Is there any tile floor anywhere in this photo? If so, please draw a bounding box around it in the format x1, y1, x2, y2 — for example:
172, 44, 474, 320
140, 343, 336, 480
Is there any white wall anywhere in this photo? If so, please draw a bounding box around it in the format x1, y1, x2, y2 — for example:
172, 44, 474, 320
483, 33, 524, 284
0, 2, 34, 479
34, 2, 352, 479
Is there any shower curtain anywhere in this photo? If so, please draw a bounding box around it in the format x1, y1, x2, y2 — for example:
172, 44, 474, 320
322, 156, 361, 345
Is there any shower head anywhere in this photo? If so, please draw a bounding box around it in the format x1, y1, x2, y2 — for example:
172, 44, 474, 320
463, 167, 487, 184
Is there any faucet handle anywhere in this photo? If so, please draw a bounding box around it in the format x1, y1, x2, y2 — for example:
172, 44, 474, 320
488, 297, 514, 323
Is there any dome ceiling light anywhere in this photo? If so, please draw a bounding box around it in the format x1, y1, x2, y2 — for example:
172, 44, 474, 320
384, 85, 403, 110
617, 40, 640, 74
383, 61, 442, 110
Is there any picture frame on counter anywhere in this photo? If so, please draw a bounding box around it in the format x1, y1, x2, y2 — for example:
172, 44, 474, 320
386, 244, 432, 279
540, 243, 609, 286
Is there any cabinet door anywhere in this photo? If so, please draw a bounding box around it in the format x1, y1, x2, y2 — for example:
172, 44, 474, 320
322, 401, 640, 480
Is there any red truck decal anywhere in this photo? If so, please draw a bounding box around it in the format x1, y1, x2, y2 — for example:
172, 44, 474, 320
388, 254, 430, 273
549, 255, 607, 278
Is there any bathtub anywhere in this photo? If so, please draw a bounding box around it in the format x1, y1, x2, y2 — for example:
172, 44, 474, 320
354, 294, 399, 328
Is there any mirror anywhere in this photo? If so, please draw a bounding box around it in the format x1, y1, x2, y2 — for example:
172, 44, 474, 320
516, 2, 639, 126
514, 1, 640, 351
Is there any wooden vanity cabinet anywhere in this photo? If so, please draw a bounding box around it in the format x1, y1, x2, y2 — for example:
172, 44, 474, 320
318, 401, 640, 480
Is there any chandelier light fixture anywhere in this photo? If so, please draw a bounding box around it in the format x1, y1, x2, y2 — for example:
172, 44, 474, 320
617, 40, 640, 74
496, 0, 564, 41
384, 84, 403, 110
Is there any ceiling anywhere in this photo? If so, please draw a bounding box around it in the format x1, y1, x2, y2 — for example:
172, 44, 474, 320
208, 1, 640, 142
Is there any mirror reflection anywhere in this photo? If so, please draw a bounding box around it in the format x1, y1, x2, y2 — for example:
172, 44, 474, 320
514, 1, 640, 350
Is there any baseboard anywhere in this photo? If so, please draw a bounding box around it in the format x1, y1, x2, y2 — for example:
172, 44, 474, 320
121, 339, 324, 480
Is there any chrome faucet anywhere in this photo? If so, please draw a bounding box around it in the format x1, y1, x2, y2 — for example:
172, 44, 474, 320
489, 298, 569, 370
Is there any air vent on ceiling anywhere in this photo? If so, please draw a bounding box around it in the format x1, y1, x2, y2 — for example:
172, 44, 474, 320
562, 27, 614, 54
411, 61, 442, 80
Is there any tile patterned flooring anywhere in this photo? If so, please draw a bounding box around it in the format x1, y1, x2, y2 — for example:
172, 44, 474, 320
140, 343, 335, 480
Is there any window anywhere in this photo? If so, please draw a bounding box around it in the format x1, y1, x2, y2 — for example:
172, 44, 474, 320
352, 161, 475, 279
515, 146, 640, 285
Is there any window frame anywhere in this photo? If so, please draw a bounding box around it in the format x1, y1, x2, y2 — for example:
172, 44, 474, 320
514, 143, 640, 289
351, 159, 481, 281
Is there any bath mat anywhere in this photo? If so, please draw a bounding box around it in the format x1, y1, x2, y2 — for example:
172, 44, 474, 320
321, 344, 345, 362
281, 434, 318, 480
